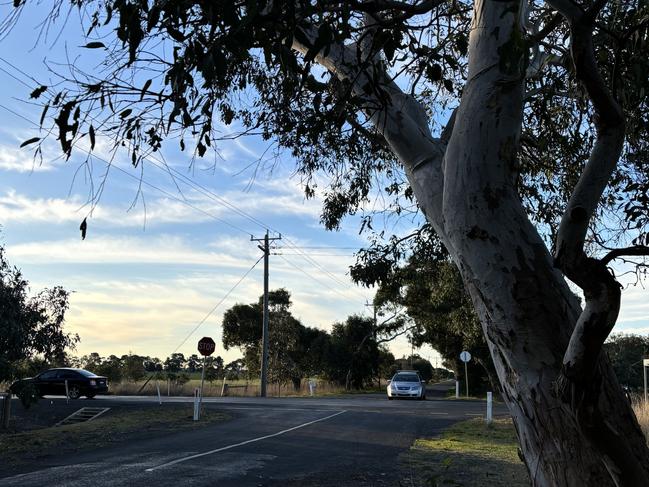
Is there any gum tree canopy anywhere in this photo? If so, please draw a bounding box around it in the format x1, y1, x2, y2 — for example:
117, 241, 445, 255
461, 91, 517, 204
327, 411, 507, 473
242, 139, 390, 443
7, 0, 649, 485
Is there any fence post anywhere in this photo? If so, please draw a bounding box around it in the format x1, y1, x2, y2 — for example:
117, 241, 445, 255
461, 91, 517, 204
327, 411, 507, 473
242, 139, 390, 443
1, 393, 11, 430
486, 391, 493, 424
221, 382, 228, 397
193, 388, 200, 421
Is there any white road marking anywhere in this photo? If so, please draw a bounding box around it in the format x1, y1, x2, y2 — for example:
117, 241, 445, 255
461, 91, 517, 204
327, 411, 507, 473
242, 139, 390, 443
465, 413, 482, 416
144, 409, 347, 472
223, 407, 334, 412
429, 412, 449, 415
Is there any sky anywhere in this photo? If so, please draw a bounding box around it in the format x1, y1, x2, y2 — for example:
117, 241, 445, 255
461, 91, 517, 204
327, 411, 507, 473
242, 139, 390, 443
0, 4, 442, 367
0, 5, 647, 371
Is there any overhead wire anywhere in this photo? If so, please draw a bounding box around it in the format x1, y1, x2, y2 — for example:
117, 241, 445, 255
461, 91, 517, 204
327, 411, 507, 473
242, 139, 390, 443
0, 57, 370, 302
170, 254, 264, 355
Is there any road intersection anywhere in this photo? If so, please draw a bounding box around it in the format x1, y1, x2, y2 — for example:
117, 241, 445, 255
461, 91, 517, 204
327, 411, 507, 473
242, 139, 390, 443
1, 386, 508, 486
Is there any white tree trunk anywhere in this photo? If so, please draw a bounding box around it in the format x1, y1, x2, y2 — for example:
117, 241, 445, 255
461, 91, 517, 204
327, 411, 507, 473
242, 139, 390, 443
293, 0, 649, 483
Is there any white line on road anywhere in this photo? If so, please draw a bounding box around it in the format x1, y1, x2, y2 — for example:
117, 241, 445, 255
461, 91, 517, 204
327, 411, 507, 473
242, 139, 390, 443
223, 407, 335, 412
465, 413, 482, 416
144, 409, 347, 472
429, 412, 449, 415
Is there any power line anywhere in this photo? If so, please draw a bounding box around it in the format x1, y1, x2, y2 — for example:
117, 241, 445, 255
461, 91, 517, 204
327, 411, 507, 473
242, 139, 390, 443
0, 100, 271, 358
277, 254, 366, 303
279, 246, 360, 250
0, 59, 369, 301
170, 255, 263, 355
0, 103, 255, 236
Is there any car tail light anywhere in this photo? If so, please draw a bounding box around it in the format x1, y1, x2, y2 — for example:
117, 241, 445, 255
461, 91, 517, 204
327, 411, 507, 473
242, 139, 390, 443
90, 380, 96, 386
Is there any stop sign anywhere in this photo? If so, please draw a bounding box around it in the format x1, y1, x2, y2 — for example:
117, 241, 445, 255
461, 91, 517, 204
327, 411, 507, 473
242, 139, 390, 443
197, 336, 216, 356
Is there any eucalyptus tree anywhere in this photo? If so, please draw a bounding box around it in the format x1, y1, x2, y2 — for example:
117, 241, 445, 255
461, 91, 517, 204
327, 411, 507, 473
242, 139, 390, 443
0, 244, 78, 382
6, 0, 649, 484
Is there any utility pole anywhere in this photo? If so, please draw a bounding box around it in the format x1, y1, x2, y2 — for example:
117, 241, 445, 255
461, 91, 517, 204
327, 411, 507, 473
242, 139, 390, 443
251, 230, 281, 397
365, 301, 378, 387
364, 301, 377, 339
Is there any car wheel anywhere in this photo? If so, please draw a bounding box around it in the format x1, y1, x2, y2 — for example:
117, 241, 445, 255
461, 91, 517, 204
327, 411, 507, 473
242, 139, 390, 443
388, 396, 393, 400
67, 385, 81, 399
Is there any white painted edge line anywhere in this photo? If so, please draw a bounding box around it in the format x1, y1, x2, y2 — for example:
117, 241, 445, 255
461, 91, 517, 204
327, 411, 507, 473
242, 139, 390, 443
223, 407, 334, 412
429, 412, 449, 415
465, 413, 482, 416
145, 409, 347, 472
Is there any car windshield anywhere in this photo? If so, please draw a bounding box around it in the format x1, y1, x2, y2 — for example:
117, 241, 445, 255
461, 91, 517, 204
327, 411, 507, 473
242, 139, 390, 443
393, 374, 420, 382
76, 369, 99, 378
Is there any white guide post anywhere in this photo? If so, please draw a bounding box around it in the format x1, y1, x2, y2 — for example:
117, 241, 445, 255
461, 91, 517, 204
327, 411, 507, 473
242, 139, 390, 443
486, 391, 493, 424
193, 388, 200, 421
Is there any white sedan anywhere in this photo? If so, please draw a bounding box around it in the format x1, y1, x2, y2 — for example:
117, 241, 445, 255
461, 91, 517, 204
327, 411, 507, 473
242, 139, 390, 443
387, 371, 426, 400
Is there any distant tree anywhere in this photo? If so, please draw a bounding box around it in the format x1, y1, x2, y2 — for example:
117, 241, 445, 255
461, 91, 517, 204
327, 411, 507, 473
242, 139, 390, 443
143, 357, 163, 373
406, 355, 434, 382
186, 354, 201, 373
79, 352, 103, 372
121, 353, 147, 382
294, 326, 331, 379
328, 315, 380, 390
373, 255, 498, 392
96, 355, 123, 383
0, 244, 78, 382
164, 353, 186, 373
204, 355, 224, 383
378, 349, 397, 381
604, 334, 649, 390
224, 359, 246, 381
222, 289, 325, 387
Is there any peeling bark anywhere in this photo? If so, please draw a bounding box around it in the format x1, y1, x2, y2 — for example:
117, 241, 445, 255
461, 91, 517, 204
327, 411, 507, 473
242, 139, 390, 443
291, 0, 649, 484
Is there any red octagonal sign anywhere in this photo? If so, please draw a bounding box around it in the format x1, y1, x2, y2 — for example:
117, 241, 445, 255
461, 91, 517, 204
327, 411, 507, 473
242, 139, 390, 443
197, 336, 216, 356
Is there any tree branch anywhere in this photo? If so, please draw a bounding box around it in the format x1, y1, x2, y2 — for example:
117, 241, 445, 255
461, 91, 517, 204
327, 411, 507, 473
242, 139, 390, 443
551, 0, 625, 355
291, 20, 450, 243
601, 246, 649, 265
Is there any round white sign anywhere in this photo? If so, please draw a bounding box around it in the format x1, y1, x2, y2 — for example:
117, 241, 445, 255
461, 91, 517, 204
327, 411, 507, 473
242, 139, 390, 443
460, 351, 472, 363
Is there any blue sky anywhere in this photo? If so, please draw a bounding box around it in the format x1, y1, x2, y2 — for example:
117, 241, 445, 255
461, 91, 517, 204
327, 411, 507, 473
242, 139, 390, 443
0, 4, 444, 366
0, 5, 647, 369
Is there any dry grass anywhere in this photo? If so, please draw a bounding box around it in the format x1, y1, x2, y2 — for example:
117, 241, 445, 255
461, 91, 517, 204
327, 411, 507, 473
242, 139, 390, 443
109, 378, 355, 397
632, 397, 649, 443
401, 418, 529, 487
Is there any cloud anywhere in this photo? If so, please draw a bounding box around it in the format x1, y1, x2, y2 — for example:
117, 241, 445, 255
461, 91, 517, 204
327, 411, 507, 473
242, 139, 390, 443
617, 284, 649, 326
6, 234, 260, 267
0, 144, 54, 173
0, 176, 320, 230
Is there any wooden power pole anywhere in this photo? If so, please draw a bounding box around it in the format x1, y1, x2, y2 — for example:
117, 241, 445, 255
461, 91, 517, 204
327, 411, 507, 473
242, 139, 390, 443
251, 230, 281, 397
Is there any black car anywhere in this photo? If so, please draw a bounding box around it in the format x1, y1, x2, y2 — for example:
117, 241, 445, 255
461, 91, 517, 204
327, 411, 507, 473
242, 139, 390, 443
10, 368, 109, 399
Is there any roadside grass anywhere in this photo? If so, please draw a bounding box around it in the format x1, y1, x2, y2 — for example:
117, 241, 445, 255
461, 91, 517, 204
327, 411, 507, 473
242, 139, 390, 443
0, 405, 229, 462
632, 398, 649, 443
110, 378, 370, 397
401, 418, 529, 487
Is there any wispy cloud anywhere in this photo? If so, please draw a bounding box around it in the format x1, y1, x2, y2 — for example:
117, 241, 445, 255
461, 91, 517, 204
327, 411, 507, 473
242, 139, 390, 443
0, 179, 321, 229
0, 144, 54, 173
6, 234, 260, 267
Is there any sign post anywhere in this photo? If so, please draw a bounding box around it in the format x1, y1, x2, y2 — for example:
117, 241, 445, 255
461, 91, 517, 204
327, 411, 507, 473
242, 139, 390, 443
643, 358, 649, 403
486, 391, 493, 424
197, 337, 216, 420
460, 351, 472, 398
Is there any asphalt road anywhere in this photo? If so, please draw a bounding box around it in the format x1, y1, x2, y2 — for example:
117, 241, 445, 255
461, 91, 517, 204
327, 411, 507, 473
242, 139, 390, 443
0, 385, 508, 487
